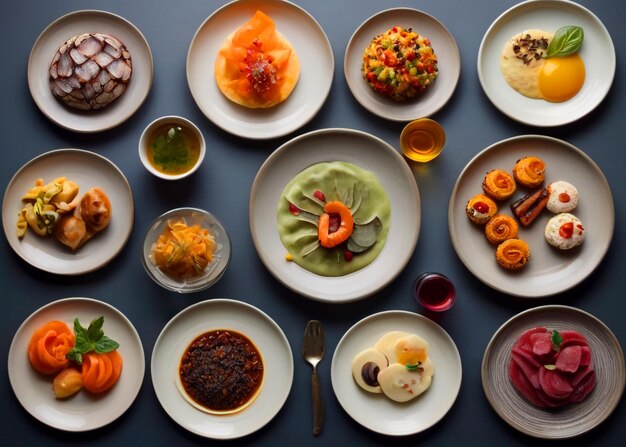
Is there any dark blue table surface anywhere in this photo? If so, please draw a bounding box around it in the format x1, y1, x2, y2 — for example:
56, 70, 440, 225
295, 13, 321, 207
1, 0, 624, 445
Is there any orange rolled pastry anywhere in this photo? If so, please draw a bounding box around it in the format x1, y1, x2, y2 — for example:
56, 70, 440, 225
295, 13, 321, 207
466, 194, 497, 225
495, 238, 529, 270
482, 169, 516, 200
513, 156, 546, 188
485, 214, 519, 244
215, 10, 300, 108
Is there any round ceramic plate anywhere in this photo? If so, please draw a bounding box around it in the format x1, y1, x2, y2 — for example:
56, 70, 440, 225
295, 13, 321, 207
7, 297, 145, 432
2, 149, 134, 275
249, 128, 420, 302
344, 8, 460, 121
187, 0, 333, 139
477, 0, 615, 126
151, 299, 293, 439
448, 135, 613, 297
331, 310, 462, 436
28, 10, 153, 133
482, 305, 625, 439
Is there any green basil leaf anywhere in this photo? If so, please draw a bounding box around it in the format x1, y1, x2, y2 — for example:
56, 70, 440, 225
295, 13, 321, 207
72, 317, 88, 341
94, 337, 120, 354
546, 26, 584, 58
551, 329, 563, 352
86, 316, 105, 342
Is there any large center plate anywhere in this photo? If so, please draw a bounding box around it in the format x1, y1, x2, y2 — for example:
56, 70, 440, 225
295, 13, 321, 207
187, 0, 333, 139
151, 299, 293, 439
448, 135, 613, 297
331, 310, 462, 436
2, 149, 134, 275
249, 128, 420, 302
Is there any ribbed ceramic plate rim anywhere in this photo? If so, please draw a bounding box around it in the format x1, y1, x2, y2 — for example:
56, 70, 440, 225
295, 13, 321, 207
481, 305, 625, 439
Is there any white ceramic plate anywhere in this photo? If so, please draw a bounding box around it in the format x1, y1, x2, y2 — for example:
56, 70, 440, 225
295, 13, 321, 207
2, 149, 134, 275
187, 0, 333, 139
477, 0, 615, 126
344, 8, 460, 121
331, 310, 462, 436
482, 305, 625, 439
28, 10, 153, 133
249, 128, 420, 302
7, 297, 145, 432
448, 135, 614, 298
151, 299, 293, 439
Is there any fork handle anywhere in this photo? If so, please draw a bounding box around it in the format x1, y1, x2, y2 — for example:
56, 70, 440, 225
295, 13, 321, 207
311, 369, 324, 436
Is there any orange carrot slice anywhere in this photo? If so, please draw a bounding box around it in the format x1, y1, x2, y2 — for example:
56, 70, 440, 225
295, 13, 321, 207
82, 351, 123, 393
318, 201, 354, 248
28, 321, 74, 374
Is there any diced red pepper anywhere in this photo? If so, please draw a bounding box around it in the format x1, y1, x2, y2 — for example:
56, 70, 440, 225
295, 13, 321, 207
314, 190, 326, 202
344, 251, 354, 262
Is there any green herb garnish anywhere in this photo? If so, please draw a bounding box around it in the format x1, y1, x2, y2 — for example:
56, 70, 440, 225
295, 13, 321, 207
152, 126, 189, 171
543, 364, 556, 370
551, 329, 563, 352
545, 26, 584, 58
405, 362, 422, 372
66, 316, 119, 365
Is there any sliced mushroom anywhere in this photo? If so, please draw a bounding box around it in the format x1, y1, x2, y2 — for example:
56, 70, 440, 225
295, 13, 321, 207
351, 348, 388, 393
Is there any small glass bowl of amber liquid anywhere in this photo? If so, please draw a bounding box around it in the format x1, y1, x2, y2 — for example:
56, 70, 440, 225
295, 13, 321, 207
400, 118, 446, 163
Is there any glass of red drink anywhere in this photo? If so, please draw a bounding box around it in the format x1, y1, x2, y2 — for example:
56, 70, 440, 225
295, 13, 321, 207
414, 272, 456, 312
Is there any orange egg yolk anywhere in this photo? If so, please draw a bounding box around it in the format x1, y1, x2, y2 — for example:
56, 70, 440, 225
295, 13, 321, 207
538, 54, 585, 102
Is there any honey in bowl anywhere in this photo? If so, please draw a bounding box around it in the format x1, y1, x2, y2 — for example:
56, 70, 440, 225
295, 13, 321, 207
400, 118, 446, 162
147, 123, 201, 175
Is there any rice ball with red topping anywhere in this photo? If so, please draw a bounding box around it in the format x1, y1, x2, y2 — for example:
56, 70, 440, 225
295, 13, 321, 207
362, 26, 438, 101
547, 180, 578, 213
544, 213, 585, 249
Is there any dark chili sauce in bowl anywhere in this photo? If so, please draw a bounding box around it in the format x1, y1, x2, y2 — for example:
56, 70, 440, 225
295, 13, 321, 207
179, 329, 264, 414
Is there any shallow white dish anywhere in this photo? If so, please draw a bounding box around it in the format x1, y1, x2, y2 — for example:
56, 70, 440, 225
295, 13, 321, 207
28, 10, 153, 133
331, 310, 462, 436
448, 135, 614, 297
7, 297, 145, 431
249, 128, 420, 302
477, 0, 615, 126
482, 305, 625, 439
151, 299, 293, 439
344, 7, 460, 121
2, 148, 134, 275
187, 0, 333, 139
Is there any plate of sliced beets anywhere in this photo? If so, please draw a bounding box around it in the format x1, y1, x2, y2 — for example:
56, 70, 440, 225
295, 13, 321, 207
482, 305, 625, 439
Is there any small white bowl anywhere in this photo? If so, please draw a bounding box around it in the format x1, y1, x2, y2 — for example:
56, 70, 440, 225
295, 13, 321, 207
138, 115, 205, 180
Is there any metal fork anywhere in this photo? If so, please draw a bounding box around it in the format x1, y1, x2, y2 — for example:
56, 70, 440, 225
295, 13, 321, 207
302, 320, 325, 436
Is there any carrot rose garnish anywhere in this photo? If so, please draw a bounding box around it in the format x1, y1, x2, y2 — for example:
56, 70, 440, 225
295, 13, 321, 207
28, 321, 75, 374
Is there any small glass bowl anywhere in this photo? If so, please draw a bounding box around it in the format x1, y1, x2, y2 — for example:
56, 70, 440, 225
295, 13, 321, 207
142, 207, 231, 293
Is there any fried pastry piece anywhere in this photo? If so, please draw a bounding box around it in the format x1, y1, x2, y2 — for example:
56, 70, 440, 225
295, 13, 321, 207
466, 194, 497, 224
513, 156, 546, 188
49, 180, 80, 213
511, 188, 549, 226
54, 215, 87, 250
482, 169, 516, 200
485, 214, 519, 245
496, 238, 530, 270
78, 187, 111, 232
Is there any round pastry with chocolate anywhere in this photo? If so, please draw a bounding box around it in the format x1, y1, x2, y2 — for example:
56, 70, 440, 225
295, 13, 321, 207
485, 214, 519, 245
482, 169, 516, 200
466, 194, 497, 224
496, 238, 530, 270
546, 180, 578, 213
544, 213, 585, 250
49, 32, 132, 110
513, 156, 546, 188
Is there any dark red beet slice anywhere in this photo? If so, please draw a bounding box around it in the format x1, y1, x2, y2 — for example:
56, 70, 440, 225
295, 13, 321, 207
535, 386, 570, 408
559, 330, 588, 348
530, 332, 553, 356
508, 360, 548, 407
511, 350, 540, 389
580, 346, 591, 366
555, 345, 582, 373
515, 327, 548, 353
512, 345, 541, 367
570, 371, 596, 402
571, 363, 595, 387
539, 367, 573, 398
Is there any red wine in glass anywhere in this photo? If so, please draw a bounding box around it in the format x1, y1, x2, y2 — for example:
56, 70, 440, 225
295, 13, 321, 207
414, 272, 456, 311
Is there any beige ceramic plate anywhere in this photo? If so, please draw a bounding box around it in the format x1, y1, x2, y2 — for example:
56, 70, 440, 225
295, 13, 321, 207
187, 0, 333, 139
28, 10, 153, 133
249, 128, 420, 302
482, 305, 625, 439
2, 149, 134, 275
344, 8, 460, 121
448, 135, 613, 297
477, 0, 615, 126
331, 310, 462, 436
8, 297, 145, 431
151, 299, 293, 439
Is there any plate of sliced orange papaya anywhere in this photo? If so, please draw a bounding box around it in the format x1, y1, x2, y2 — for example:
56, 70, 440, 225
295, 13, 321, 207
7, 297, 144, 431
